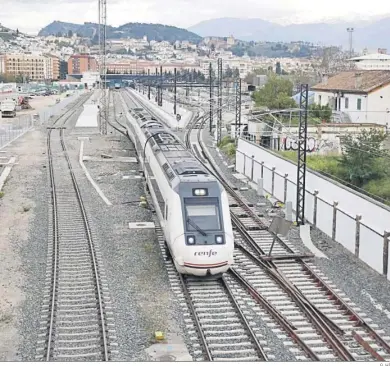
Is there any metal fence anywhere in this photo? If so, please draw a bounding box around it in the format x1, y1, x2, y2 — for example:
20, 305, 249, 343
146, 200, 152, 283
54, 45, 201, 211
236, 149, 390, 280
0, 114, 34, 149
0, 90, 86, 150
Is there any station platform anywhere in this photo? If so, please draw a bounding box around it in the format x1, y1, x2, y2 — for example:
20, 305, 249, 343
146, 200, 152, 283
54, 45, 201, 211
75, 104, 99, 128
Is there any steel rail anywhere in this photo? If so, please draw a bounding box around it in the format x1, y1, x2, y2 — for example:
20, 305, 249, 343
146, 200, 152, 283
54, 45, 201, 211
45, 93, 109, 361
186, 113, 356, 361
45, 128, 59, 361
178, 273, 213, 361
60, 129, 109, 361
45, 94, 91, 360
221, 275, 269, 361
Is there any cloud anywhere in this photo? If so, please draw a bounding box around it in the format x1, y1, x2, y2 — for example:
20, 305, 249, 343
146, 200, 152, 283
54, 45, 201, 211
3, 0, 390, 34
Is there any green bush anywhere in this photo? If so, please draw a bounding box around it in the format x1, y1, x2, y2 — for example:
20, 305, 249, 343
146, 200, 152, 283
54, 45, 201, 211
363, 178, 390, 204
218, 136, 234, 148
277, 151, 297, 161
221, 142, 236, 157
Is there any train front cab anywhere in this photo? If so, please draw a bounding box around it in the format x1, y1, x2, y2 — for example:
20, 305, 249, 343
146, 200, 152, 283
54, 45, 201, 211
174, 183, 234, 276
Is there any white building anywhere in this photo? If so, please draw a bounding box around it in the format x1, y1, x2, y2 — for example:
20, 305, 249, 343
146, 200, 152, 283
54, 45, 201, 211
81, 72, 100, 89
312, 70, 390, 125
349, 53, 390, 70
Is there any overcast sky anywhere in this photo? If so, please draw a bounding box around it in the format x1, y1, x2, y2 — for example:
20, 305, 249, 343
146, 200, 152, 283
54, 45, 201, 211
2, 0, 390, 33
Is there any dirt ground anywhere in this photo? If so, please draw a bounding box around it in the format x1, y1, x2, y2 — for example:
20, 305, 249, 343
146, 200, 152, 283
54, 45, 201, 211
0, 128, 46, 360
18, 95, 65, 116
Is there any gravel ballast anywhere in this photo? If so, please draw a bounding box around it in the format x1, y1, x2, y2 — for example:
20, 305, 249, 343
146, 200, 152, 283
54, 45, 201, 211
60, 95, 189, 360
0, 127, 49, 361
200, 126, 390, 341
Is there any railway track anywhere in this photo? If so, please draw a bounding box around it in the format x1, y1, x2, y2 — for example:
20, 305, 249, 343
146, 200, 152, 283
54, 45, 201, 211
152, 227, 272, 361
186, 113, 390, 361
122, 89, 390, 361
36, 94, 115, 361
118, 90, 273, 361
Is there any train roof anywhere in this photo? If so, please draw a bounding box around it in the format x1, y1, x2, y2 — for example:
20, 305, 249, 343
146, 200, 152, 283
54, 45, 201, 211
130, 108, 215, 183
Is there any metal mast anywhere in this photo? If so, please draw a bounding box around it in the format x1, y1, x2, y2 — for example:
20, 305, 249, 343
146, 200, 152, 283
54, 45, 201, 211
173, 68, 177, 115
209, 62, 213, 133
217, 58, 223, 145
295, 84, 309, 225
235, 78, 241, 142
98, 0, 107, 135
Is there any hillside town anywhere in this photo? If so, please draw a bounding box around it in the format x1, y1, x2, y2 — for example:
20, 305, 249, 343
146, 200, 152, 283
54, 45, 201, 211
0, 22, 350, 85
1, 21, 390, 129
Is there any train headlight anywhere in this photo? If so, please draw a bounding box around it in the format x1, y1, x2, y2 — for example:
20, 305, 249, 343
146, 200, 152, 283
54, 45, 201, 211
193, 188, 208, 196
215, 235, 224, 244
187, 236, 196, 245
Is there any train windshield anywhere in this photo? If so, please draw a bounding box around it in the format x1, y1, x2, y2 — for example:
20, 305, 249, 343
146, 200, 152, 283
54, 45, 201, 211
184, 198, 221, 231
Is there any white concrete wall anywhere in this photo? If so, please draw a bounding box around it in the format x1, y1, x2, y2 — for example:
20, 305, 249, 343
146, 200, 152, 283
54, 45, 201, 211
236, 138, 390, 280
367, 86, 390, 125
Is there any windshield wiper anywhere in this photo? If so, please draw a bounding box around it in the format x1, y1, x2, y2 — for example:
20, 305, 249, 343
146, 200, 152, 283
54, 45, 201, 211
186, 218, 207, 236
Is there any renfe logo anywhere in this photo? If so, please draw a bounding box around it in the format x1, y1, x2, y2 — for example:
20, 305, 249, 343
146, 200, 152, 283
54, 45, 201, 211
194, 250, 217, 257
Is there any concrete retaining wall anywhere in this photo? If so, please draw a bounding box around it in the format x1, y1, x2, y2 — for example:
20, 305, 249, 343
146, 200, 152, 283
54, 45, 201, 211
236, 137, 390, 280
130, 90, 193, 129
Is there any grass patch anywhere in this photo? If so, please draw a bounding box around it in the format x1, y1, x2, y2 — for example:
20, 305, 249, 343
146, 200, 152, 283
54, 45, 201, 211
276, 149, 390, 204
276, 150, 342, 175
0, 191, 4, 198
363, 178, 390, 204
218, 136, 236, 158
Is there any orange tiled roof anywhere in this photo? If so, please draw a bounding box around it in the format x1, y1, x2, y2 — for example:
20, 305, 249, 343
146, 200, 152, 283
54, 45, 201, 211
311, 70, 390, 93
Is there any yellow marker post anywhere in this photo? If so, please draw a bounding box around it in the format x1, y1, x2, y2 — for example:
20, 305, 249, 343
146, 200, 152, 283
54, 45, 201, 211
155, 331, 165, 341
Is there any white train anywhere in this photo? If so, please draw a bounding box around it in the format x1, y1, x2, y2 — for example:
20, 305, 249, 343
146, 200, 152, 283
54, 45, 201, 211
126, 106, 234, 276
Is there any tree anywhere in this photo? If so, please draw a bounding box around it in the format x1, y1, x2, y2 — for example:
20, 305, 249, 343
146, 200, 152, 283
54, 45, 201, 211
340, 129, 387, 186
232, 68, 240, 78
16, 28, 19, 36
224, 65, 233, 78
68, 30, 73, 38
309, 103, 332, 122
275, 62, 281, 75
15, 74, 24, 83
252, 75, 297, 110
210, 44, 215, 52
0, 73, 16, 83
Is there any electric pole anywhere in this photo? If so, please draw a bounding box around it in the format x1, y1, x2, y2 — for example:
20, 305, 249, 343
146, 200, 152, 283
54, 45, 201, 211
159, 65, 163, 106
296, 84, 309, 225
235, 78, 241, 142
209, 62, 213, 133
217, 58, 223, 145
148, 69, 151, 100
174, 68, 177, 115
98, 0, 107, 135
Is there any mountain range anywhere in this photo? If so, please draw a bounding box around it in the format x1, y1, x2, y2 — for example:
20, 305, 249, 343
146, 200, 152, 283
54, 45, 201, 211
38, 21, 202, 43
188, 17, 390, 50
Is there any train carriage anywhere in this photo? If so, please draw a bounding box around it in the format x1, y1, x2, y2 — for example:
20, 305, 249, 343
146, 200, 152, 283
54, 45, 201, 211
126, 107, 234, 276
